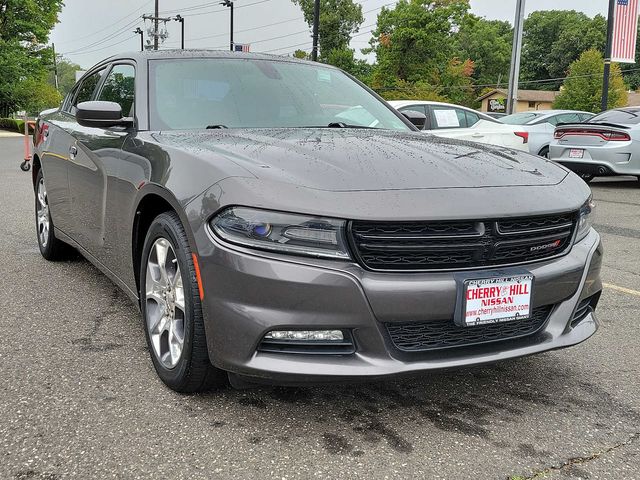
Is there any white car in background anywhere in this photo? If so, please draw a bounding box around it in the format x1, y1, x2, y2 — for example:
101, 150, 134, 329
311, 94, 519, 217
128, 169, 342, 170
500, 110, 595, 157
388, 100, 529, 151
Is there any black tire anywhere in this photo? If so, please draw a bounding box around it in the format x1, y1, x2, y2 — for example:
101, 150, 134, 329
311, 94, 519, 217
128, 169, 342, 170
35, 169, 71, 260
579, 173, 595, 184
140, 211, 227, 393
538, 146, 549, 158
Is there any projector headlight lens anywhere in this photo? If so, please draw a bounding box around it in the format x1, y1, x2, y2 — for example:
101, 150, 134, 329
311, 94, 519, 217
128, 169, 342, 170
575, 196, 595, 243
210, 207, 351, 260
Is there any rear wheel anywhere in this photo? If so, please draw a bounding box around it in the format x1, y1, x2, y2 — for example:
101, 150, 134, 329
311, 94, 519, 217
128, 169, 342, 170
35, 169, 71, 260
538, 146, 549, 158
140, 211, 226, 392
578, 173, 595, 184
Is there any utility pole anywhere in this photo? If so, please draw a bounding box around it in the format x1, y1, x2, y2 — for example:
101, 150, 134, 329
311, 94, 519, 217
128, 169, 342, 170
174, 15, 184, 50
601, 0, 616, 112
134, 27, 144, 52
154, 0, 159, 50
221, 1, 234, 51
311, 0, 320, 61
506, 0, 526, 115
52, 43, 59, 91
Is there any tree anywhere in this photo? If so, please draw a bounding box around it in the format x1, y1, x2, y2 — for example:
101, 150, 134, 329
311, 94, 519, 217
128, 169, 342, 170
0, 0, 63, 115
521, 10, 606, 90
292, 49, 309, 60
366, 0, 469, 94
292, 0, 363, 63
48, 57, 82, 97
452, 14, 512, 88
14, 77, 62, 114
553, 49, 627, 112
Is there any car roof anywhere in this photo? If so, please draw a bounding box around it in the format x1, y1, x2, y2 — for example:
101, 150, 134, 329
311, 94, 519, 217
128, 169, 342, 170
93, 49, 328, 69
388, 100, 468, 109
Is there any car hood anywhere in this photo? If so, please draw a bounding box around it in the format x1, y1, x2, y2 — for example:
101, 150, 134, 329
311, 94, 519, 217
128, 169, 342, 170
151, 128, 568, 192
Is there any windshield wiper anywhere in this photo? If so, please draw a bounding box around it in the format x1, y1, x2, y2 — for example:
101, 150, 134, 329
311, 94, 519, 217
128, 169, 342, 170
325, 122, 378, 129
206, 124, 228, 129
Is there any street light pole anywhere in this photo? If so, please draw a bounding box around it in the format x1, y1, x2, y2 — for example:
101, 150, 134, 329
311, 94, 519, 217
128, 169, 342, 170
134, 27, 144, 52
221, 1, 234, 51
52, 43, 59, 91
601, 0, 616, 112
311, 0, 320, 61
174, 15, 184, 50
506, 0, 525, 115
154, 0, 159, 50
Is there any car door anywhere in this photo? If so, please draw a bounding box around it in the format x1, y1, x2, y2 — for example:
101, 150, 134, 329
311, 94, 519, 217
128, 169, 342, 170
40, 70, 106, 237
66, 63, 135, 265
425, 105, 478, 141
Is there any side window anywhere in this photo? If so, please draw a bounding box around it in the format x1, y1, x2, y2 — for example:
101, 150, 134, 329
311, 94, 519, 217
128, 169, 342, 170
73, 69, 105, 110
61, 88, 77, 113
465, 111, 480, 127
578, 113, 594, 122
430, 107, 464, 129
399, 105, 426, 115
546, 115, 560, 126
555, 113, 581, 125
97, 64, 136, 116
399, 105, 427, 130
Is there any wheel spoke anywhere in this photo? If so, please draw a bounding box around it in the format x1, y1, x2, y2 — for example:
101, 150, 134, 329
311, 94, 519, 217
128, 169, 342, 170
154, 239, 170, 285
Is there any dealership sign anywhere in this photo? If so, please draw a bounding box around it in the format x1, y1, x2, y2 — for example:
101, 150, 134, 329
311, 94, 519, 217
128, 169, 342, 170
488, 98, 506, 112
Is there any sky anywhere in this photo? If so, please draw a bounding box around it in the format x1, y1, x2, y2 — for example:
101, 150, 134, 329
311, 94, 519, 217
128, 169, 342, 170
50, 0, 611, 69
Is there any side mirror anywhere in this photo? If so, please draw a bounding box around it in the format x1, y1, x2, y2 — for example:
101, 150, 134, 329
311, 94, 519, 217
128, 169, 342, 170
401, 110, 427, 130
76, 101, 133, 129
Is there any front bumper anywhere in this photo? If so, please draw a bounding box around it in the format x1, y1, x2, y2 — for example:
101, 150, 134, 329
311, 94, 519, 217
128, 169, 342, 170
195, 228, 603, 384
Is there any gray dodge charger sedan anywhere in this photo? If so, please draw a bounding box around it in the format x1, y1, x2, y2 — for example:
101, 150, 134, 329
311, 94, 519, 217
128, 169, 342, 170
32, 51, 603, 392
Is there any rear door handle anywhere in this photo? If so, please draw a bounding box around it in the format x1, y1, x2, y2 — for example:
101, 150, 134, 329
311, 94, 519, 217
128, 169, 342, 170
472, 133, 484, 138
69, 145, 77, 159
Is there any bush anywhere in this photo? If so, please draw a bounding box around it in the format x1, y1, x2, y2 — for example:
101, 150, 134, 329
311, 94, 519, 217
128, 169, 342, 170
0, 118, 34, 134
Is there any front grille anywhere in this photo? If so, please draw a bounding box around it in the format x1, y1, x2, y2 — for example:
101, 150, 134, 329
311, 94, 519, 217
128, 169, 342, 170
385, 305, 553, 352
350, 213, 577, 271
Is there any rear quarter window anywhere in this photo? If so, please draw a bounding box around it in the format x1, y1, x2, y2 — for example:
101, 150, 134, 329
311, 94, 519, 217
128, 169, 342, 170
589, 109, 640, 125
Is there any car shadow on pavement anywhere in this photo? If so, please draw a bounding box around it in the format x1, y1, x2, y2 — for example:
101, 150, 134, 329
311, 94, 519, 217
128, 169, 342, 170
183, 355, 640, 460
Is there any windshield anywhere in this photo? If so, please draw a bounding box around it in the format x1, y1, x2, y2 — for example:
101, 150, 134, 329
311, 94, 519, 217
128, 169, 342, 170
500, 112, 545, 125
148, 58, 410, 131
588, 109, 640, 125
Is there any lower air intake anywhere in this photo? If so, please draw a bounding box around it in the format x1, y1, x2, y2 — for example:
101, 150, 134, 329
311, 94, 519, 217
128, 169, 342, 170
385, 305, 554, 352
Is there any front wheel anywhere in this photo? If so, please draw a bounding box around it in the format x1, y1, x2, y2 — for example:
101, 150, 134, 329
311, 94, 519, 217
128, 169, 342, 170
35, 169, 71, 260
140, 211, 226, 392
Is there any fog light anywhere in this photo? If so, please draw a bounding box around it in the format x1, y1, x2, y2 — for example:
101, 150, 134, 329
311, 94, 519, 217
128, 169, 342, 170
264, 330, 344, 341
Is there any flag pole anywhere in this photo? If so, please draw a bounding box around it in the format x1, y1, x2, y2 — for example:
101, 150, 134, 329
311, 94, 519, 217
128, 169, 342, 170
602, 0, 616, 112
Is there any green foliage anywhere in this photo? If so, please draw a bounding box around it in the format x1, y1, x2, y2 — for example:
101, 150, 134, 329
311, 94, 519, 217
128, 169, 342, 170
0, 0, 63, 116
376, 79, 446, 101
324, 48, 373, 82
292, 0, 363, 63
367, 0, 469, 91
292, 49, 309, 60
14, 77, 62, 114
553, 49, 627, 112
48, 57, 82, 97
453, 14, 512, 87
0, 118, 35, 134
521, 10, 606, 90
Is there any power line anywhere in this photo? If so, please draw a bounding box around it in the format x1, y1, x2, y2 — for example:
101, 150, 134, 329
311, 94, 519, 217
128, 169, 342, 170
55, 0, 152, 47
61, 17, 142, 54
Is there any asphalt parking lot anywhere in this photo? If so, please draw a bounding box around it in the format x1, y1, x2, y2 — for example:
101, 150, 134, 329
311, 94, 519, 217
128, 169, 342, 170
0, 135, 638, 480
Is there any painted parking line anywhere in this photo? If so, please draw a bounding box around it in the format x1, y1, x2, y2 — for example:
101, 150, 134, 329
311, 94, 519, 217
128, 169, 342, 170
603, 283, 640, 297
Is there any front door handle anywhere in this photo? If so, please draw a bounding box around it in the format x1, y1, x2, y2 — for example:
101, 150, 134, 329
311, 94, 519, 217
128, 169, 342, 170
69, 145, 78, 160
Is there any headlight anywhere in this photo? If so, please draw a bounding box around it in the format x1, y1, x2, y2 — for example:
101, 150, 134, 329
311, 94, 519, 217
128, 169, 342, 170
575, 196, 595, 242
210, 207, 351, 260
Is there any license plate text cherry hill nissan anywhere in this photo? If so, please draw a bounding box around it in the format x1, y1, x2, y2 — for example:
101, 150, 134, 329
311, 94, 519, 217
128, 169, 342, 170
31, 51, 603, 392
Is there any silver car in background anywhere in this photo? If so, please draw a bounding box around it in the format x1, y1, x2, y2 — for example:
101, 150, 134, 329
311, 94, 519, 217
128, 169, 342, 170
501, 110, 594, 157
549, 107, 640, 183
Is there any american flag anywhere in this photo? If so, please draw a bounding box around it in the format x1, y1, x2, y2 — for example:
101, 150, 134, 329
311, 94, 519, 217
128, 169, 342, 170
611, 0, 640, 63
233, 43, 250, 53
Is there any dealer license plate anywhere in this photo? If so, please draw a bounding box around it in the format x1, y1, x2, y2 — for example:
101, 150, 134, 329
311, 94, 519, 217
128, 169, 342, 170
463, 274, 533, 327
569, 149, 584, 158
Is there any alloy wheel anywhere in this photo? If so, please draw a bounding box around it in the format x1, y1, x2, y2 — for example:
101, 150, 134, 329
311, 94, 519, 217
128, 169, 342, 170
145, 238, 186, 369
36, 177, 50, 248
